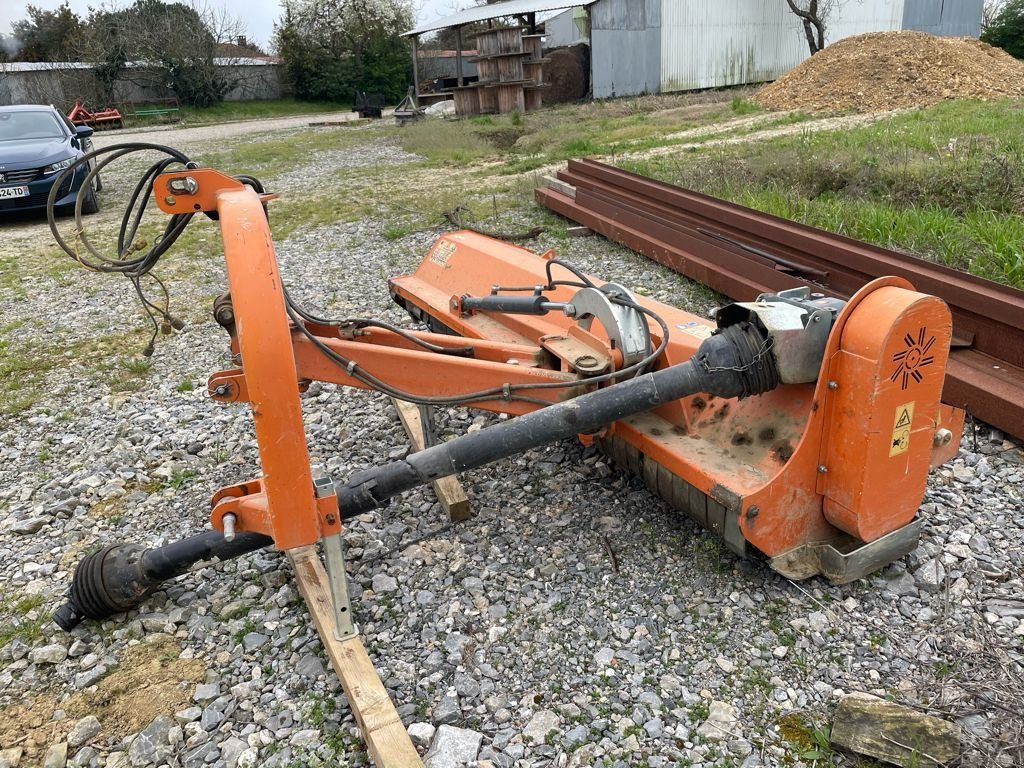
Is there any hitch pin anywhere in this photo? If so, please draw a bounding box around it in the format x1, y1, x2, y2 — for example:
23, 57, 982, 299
168, 176, 198, 196
222, 513, 236, 542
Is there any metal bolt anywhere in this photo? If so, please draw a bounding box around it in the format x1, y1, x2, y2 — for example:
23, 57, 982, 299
326, 513, 337, 525
167, 176, 198, 195
933, 428, 953, 447
827, 380, 838, 390
212, 384, 230, 397
745, 505, 759, 520
222, 513, 237, 542
817, 464, 828, 474
163, 195, 175, 205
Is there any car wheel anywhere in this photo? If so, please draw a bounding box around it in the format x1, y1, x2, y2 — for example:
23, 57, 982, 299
81, 181, 101, 215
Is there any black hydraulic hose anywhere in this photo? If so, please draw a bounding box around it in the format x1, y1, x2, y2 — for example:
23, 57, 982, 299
335, 322, 777, 517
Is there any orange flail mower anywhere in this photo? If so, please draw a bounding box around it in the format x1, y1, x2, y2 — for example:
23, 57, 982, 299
54, 167, 963, 637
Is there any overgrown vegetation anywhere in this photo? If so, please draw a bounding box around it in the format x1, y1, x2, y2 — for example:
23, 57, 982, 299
275, 0, 413, 103
620, 99, 1024, 288
982, 0, 1024, 59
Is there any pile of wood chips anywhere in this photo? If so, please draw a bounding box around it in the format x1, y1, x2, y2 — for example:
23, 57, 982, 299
754, 31, 1024, 113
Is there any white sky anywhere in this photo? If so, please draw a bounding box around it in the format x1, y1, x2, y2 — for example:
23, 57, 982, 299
0, 0, 467, 50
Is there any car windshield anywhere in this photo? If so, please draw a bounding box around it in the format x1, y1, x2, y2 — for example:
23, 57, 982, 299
0, 111, 66, 141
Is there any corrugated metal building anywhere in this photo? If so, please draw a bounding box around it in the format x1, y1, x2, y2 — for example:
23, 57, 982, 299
545, 0, 984, 98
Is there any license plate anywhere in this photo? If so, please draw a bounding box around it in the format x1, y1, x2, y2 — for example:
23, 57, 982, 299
0, 186, 29, 199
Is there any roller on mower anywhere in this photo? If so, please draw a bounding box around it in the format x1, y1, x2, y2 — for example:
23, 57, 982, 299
51, 164, 963, 637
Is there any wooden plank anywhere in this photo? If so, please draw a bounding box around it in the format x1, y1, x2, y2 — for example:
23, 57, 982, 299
541, 175, 576, 200
288, 547, 424, 768
391, 399, 471, 521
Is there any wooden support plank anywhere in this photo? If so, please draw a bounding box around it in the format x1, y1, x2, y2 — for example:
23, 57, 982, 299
541, 174, 576, 200
288, 547, 424, 768
391, 398, 471, 521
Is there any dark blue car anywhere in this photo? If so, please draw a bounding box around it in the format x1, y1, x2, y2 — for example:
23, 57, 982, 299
0, 104, 101, 215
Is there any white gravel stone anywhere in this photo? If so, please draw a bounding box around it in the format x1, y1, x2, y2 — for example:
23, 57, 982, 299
29, 645, 67, 664
424, 725, 482, 767
522, 709, 560, 743
66, 715, 101, 748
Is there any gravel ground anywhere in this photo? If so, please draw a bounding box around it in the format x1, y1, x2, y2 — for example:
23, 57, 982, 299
0, 124, 1021, 768
91, 111, 368, 148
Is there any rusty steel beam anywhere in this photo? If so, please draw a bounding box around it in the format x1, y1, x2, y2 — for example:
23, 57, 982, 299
535, 160, 1024, 439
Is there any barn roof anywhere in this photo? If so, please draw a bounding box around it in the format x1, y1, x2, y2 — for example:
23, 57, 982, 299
405, 0, 597, 37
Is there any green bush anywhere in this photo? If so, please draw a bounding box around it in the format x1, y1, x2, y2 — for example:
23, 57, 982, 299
982, 0, 1024, 59
276, 0, 412, 104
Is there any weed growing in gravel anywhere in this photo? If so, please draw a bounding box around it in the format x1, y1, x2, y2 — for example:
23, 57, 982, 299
0, 594, 47, 651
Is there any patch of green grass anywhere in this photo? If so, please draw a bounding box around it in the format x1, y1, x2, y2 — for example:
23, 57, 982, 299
198, 125, 370, 181
127, 98, 352, 129
166, 469, 198, 491
0, 594, 47, 649
731, 96, 761, 115
395, 118, 495, 164
621, 98, 1024, 289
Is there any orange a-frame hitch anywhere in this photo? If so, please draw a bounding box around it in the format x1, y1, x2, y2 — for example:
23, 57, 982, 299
154, 170, 579, 557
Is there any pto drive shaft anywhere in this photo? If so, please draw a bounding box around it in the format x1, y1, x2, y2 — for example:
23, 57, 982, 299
55, 322, 779, 629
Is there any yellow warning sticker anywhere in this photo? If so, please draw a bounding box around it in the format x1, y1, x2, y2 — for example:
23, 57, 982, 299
889, 401, 915, 457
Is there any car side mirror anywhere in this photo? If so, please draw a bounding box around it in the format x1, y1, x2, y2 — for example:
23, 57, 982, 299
75, 125, 94, 139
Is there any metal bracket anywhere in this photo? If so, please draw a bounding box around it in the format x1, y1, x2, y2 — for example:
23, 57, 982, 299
568, 283, 651, 368
715, 287, 846, 384
322, 532, 358, 642
315, 476, 357, 641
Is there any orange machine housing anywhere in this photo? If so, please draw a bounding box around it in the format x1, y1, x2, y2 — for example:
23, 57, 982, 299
390, 232, 963, 580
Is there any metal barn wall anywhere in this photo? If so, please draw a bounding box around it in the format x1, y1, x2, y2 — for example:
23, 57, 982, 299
591, 0, 662, 98
902, 0, 983, 37
546, 8, 586, 47
659, 0, 906, 93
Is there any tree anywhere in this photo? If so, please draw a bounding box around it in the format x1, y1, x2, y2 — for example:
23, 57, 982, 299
77, 0, 245, 106
275, 0, 413, 102
982, 0, 1024, 58
10, 2, 84, 62
984, 0, 1009, 32
784, 0, 842, 55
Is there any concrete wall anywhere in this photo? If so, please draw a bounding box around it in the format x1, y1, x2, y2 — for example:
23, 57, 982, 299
0, 62, 282, 108
903, 0, 983, 37
591, 0, 661, 98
